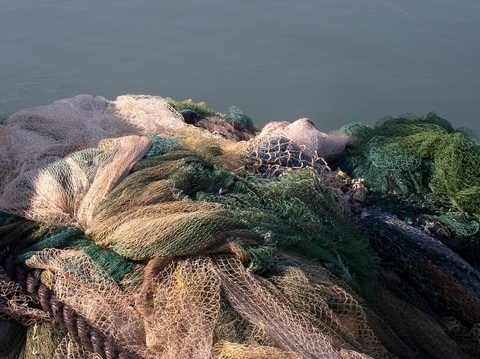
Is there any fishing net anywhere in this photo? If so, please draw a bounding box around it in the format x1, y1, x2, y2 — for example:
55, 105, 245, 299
256, 118, 352, 161
365, 210, 480, 324
1, 97, 480, 358
335, 113, 480, 357
337, 113, 480, 215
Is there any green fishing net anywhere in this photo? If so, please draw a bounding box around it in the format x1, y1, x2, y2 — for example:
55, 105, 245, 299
338, 112, 480, 216
1, 96, 480, 358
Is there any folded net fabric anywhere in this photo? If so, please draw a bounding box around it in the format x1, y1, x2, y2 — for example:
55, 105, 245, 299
1, 97, 479, 358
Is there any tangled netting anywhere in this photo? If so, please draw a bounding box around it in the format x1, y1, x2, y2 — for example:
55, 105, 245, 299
1, 95, 480, 359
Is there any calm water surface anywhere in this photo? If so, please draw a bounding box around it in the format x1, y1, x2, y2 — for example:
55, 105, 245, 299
1, 0, 479, 132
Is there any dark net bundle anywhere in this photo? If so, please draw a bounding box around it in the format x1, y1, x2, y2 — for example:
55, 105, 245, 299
362, 210, 480, 358
428, 211, 480, 269
361, 191, 480, 271
365, 210, 480, 323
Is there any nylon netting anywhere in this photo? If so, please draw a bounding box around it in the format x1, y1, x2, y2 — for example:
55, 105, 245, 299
338, 113, 480, 215
255, 118, 351, 161
1, 97, 480, 358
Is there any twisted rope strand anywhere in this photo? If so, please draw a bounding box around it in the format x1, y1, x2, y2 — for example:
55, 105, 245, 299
0, 251, 130, 359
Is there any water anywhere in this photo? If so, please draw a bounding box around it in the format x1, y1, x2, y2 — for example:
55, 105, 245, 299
1, 0, 479, 132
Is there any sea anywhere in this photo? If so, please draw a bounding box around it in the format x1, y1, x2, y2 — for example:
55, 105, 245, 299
1, 0, 479, 133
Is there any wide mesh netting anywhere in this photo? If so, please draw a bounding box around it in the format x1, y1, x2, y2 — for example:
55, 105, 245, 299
255, 118, 352, 161
0, 267, 49, 326
1, 97, 480, 358
115, 95, 186, 135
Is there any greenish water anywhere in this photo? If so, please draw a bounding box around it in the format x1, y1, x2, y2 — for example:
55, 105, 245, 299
1, 0, 479, 132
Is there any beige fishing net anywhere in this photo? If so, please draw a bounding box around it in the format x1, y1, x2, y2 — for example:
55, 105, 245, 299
115, 95, 186, 135
20, 248, 384, 359
256, 118, 352, 161
2, 95, 480, 359
0, 267, 49, 327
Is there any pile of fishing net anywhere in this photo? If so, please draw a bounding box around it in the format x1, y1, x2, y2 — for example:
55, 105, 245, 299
1, 95, 479, 358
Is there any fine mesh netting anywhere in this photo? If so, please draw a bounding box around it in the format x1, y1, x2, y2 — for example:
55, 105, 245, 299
1, 97, 480, 358
337, 113, 480, 215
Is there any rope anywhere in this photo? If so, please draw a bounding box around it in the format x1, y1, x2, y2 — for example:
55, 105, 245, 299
0, 251, 130, 359
379, 0, 480, 57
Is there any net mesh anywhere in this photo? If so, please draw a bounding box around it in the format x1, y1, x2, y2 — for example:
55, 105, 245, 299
1, 98, 480, 358
256, 118, 351, 161
337, 113, 480, 215
0, 267, 49, 326
365, 210, 480, 324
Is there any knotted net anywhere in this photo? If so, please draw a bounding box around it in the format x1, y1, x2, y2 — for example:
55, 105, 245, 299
1, 97, 479, 358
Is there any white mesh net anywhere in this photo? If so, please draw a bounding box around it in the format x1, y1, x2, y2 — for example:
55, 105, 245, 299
0, 94, 185, 203
256, 118, 352, 162
115, 94, 186, 135
0, 135, 151, 229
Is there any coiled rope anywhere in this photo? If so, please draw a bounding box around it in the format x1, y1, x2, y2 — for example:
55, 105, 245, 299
0, 251, 129, 359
